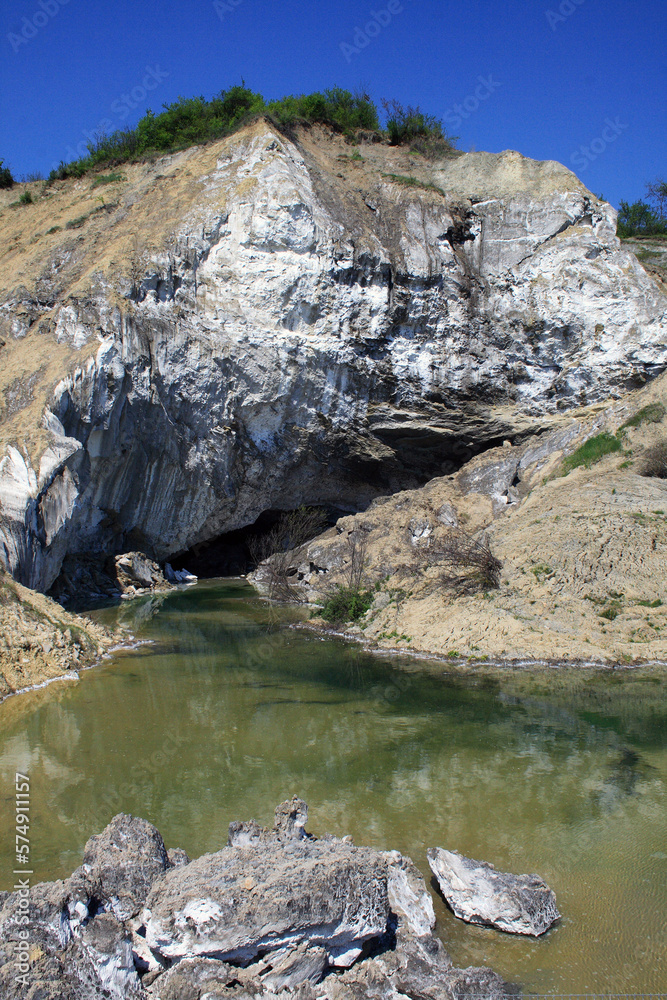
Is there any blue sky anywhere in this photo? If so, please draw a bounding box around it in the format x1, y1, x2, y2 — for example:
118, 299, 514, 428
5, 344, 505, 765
0, 0, 665, 208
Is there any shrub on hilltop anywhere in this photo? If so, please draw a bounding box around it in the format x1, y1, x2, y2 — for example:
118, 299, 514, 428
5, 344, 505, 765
0, 159, 14, 188
46, 85, 457, 184
617, 177, 667, 238
382, 99, 457, 156
267, 87, 379, 135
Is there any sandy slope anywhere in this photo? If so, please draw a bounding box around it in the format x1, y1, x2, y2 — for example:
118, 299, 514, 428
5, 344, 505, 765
0, 571, 117, 699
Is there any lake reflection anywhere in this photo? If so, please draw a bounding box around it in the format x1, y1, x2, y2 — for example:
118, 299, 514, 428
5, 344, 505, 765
1, 580, 665, 993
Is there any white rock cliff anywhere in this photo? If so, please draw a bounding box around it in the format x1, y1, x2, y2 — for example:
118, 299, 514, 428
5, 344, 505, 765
0, 121, 665, 590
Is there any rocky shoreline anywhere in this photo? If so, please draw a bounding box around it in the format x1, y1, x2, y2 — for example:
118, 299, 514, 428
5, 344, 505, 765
0, 550, 200, 703
0, 798, 521, 1000
0, 569, 119, 701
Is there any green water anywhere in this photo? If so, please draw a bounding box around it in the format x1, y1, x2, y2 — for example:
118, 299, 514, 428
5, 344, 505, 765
1, 580, 666, 993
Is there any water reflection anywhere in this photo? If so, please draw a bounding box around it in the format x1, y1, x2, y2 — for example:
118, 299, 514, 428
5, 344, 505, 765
0, 581, 665, 994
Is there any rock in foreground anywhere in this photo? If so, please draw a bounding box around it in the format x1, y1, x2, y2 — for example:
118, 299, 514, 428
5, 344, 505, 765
0, 799, 515, 999
427, 847, 560, 936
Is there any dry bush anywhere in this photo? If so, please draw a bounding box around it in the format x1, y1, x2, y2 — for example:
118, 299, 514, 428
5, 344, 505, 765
641, 439, 667, 478
344, 530, 367, 590
249, 506, 327, 601
434, 528, 502, 595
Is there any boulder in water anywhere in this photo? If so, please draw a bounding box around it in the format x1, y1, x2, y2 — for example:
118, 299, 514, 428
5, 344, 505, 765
427, 847, 560, 936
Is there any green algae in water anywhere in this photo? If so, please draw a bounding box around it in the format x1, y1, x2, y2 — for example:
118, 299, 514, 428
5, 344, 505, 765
0, 580, 665, 993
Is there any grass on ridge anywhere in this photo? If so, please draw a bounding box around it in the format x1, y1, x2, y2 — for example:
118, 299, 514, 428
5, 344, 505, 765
381, 173, 445, 196
561, 432, 623, 474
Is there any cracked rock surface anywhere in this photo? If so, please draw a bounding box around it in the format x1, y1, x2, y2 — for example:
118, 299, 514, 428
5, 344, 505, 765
0, 799, 515, 999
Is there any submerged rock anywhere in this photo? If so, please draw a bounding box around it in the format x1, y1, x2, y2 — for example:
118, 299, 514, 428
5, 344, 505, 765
427, 847, 560, 936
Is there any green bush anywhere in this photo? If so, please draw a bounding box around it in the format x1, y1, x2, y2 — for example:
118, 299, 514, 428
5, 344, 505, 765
383, 99, 441, 144
267, 87, 379, 135
18, 190, 33, 205
91, 172, 126, 187
0, 160, 14, 188
48, 159, 89, 183
381, 99, 456, 156
381, 173, 445, 196
65, 213, 90, 229
620, 402, 666, 430
319, 585, 373, 624
617, 199, 667, 238
43, 85, 455, 184
561, 432, 622, 474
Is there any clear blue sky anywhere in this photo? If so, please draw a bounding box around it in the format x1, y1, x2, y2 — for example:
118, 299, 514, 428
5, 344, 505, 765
1, 0, 665, 208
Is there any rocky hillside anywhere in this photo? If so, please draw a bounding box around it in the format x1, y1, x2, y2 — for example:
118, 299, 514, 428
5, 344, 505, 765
1, 119, 665, 600
254, 372, 667, 664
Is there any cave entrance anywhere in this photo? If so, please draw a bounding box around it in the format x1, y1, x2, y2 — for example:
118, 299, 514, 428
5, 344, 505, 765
372, 426, 509, 479
169, 506, 346, 579
170, 430, 512, 578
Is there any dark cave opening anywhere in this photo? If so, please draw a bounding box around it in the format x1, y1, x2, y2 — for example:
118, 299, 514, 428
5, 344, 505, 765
169, 506, 346, 579
170, 429, 510, 578
372, 426, 509, 479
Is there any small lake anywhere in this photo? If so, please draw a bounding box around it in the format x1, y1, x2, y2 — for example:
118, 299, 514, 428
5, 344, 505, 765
1, 580, 665, 993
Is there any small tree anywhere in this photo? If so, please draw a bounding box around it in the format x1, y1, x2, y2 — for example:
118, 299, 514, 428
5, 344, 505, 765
0, 159, 14, 189
646, 178, 667, 221
617, 199, 667, 238
248, 506, 327, 601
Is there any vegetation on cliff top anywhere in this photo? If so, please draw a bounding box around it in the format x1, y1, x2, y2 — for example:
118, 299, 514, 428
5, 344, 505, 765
0, 159, 13, 189
44, 85, 457, 184
617, 178, 667, 237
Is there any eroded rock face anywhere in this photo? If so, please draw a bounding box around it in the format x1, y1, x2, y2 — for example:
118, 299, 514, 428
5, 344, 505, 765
1, 122, 665, 591
69, 812, 171, 921
143, 839, 390, 965
0, 802, 517, 999
428, 847, 560, 936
